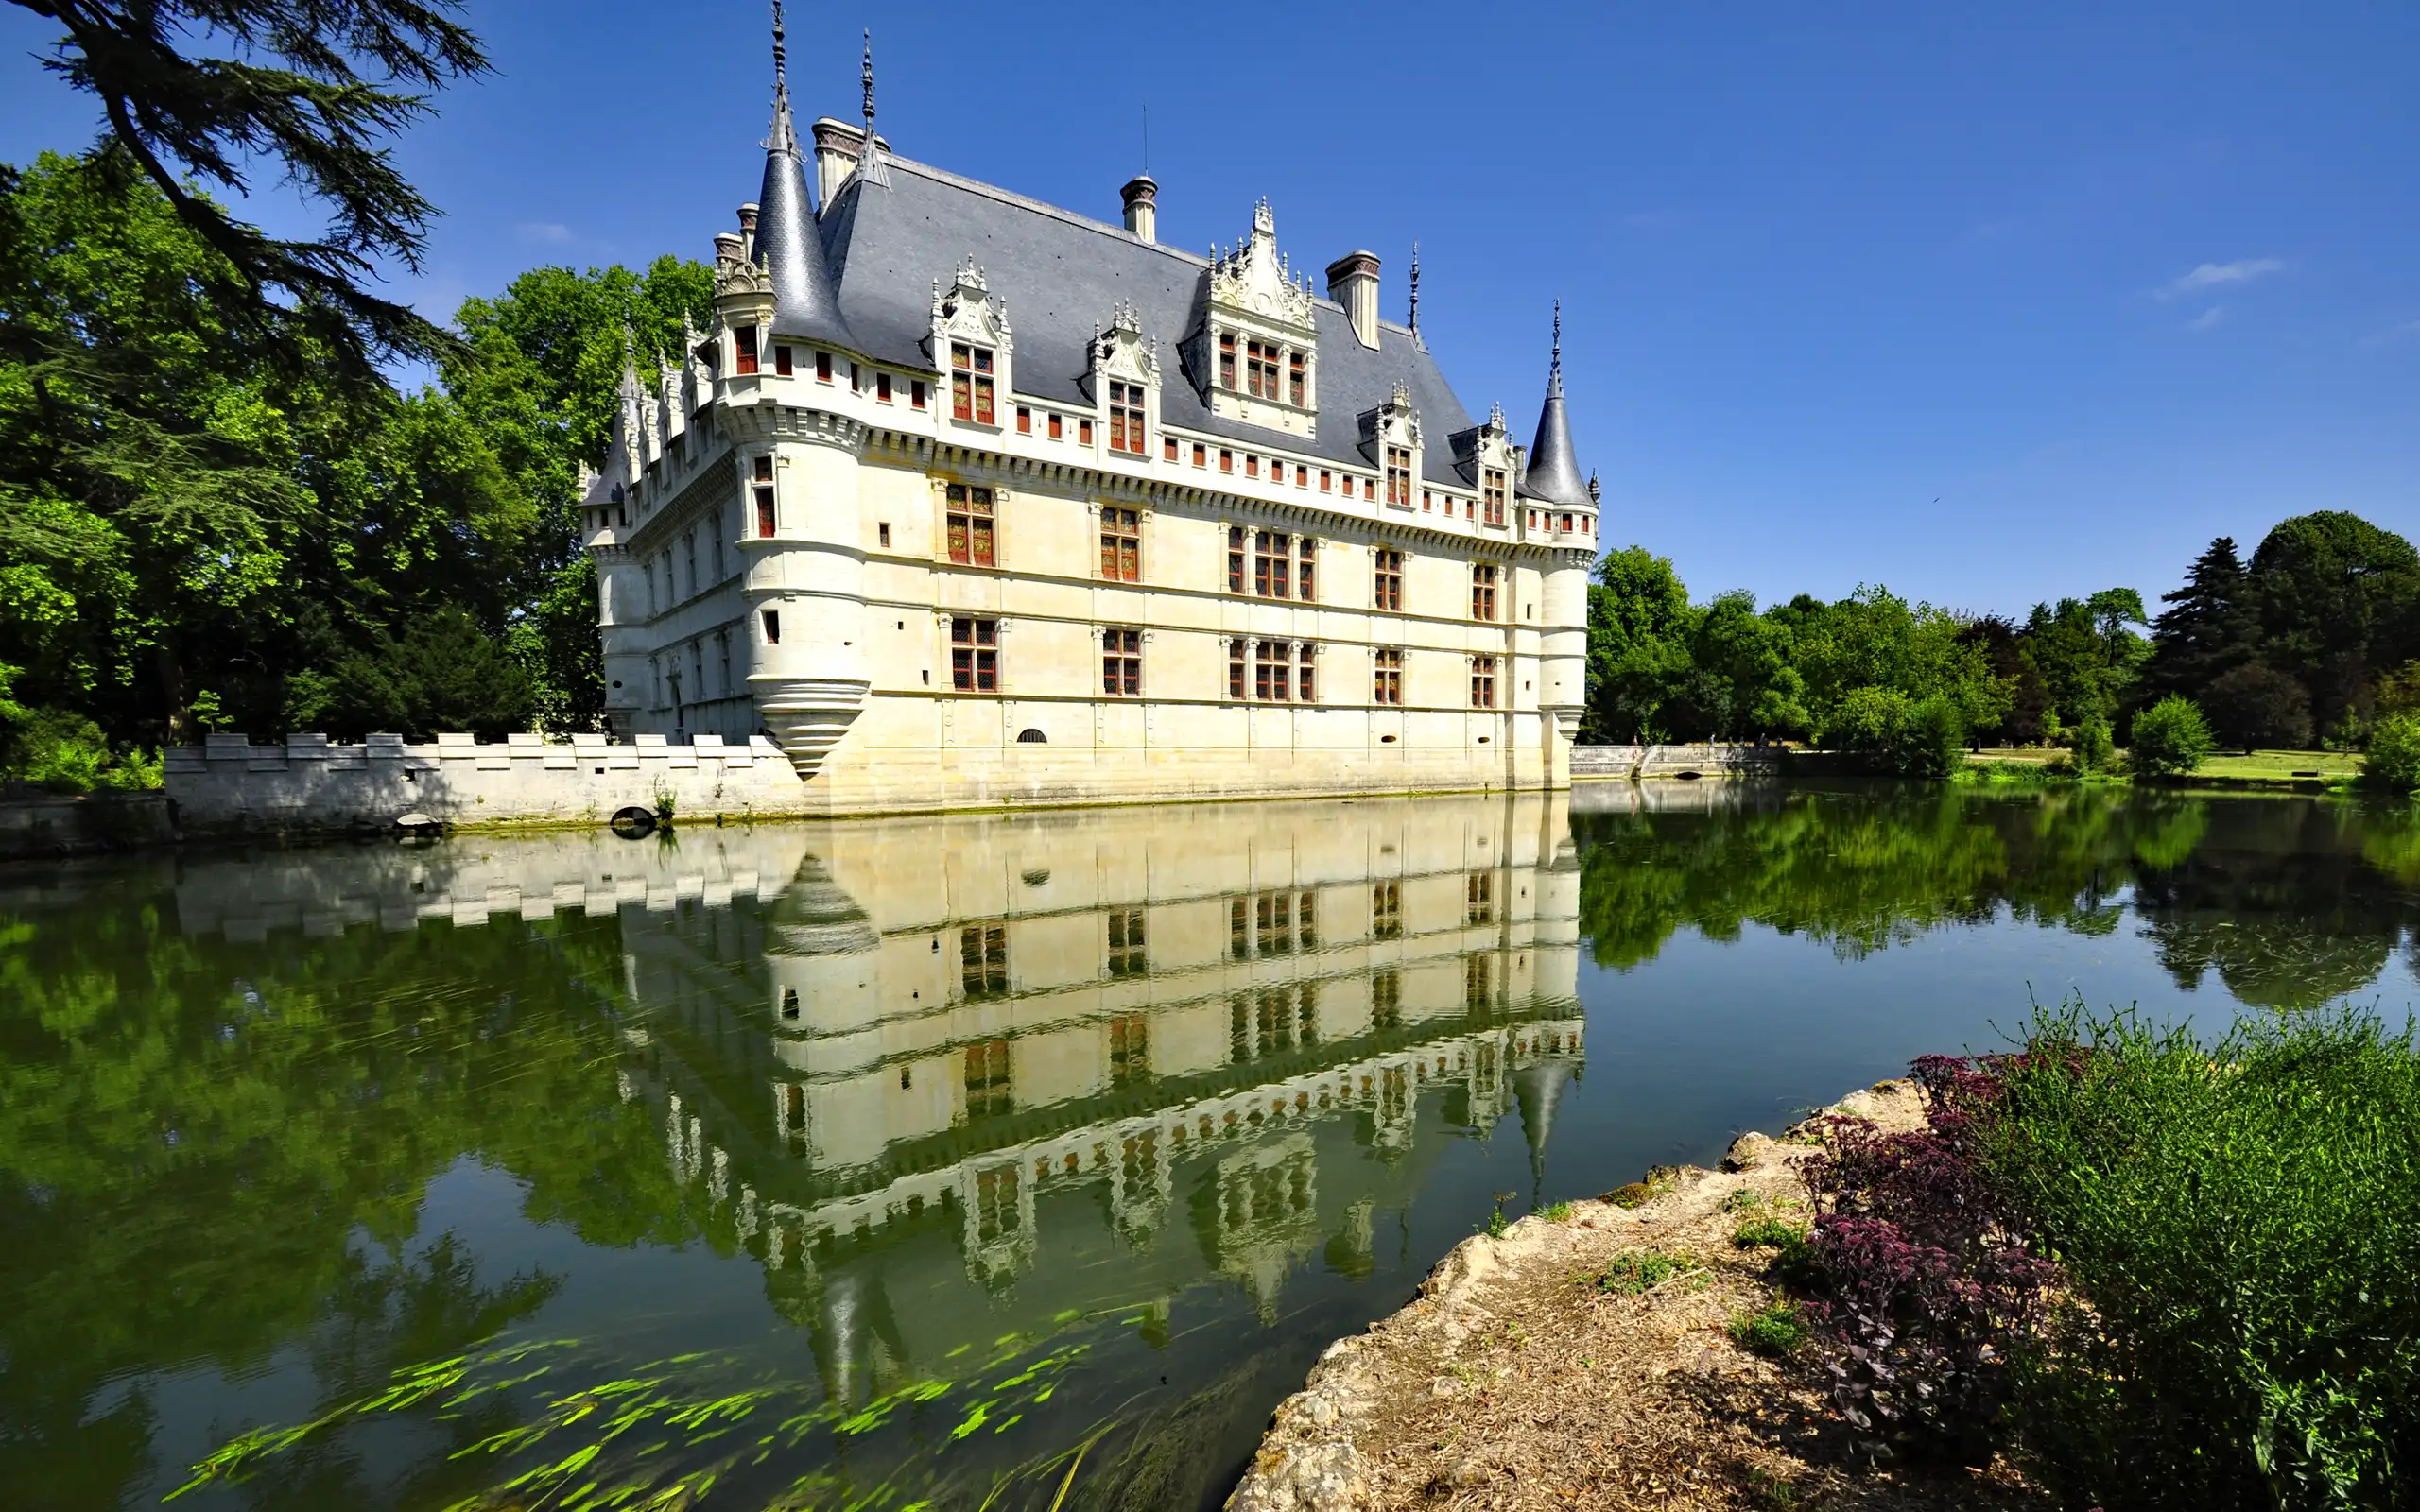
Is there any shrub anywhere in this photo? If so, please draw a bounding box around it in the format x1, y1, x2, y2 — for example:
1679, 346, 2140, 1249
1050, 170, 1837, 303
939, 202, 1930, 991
2129, 696, 2216, 777
2363, 713, 2420, 794
1729, 1299, 1809, 1357
2203, 662, 2314, 752
1827, 686, 1964, 779
0, 707, 163, 794
2067, 713, 2113, 773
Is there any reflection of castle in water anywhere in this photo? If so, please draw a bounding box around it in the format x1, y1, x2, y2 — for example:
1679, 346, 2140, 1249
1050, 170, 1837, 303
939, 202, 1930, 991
620, 793, 1583, 1369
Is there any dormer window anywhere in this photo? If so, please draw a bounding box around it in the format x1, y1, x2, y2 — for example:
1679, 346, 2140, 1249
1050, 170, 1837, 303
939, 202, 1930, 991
1483, 469, 1508, 526
1247, 339, 1281, 400
735, 327, 759, 375
1219, 333, 1236, 390
1289, 352, 1305, 406
1108, 382, 1147, 455
1385, 446, 1413, 507
951, 343, 995, 424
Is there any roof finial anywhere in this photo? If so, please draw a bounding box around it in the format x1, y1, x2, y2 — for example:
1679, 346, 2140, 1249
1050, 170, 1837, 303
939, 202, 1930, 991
856, 28, 890, 187
1408, 241, 1421, 337
767, 0, 798, 154
1548, 300, 1564, 397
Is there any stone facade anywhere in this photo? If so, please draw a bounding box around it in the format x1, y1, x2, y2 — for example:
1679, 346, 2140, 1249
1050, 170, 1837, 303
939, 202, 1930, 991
579, 26, 1601, 814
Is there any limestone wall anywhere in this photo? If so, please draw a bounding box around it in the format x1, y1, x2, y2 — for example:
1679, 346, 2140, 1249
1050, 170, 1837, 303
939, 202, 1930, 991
1570, 743, 1783, 781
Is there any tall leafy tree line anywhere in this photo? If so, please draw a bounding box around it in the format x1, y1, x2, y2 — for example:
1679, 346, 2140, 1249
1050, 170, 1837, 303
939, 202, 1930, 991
1583, 510, 2420, 758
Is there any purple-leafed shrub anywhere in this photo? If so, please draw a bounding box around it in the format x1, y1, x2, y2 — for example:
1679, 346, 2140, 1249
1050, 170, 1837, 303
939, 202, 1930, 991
1795, 1057, 2056, 1466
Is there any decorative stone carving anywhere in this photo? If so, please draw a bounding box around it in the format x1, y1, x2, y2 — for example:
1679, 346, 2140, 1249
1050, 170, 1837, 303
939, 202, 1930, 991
1208, 200, 1317, 330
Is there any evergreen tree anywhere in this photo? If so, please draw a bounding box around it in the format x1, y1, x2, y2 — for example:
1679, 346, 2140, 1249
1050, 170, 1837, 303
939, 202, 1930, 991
2146, 536, 2257, 702
2248, 511, 2420, 734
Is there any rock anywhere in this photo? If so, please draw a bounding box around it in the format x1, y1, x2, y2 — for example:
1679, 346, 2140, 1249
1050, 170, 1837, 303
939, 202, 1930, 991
395, 812, 437, 828
1439, 1443, 1514, 1490
1226, 1439, 1365, 1512
1602, 1181, 1652, 1208
1721, 1131, 1775, 1172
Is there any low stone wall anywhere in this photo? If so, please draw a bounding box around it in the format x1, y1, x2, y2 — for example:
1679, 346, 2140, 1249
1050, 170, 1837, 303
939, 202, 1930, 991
1569, 743, 1784, 781
0, 792, 176, 861
164, 731, 813, 836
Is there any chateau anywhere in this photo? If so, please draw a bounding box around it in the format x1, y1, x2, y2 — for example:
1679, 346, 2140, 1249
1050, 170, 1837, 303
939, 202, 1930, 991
581, 23, 1600, 812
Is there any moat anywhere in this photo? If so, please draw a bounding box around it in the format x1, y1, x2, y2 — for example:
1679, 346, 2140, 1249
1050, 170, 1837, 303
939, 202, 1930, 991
7, 784, 2418, 1511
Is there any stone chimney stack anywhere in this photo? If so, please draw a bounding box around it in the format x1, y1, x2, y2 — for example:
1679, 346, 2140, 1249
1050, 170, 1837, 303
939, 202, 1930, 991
1326, 250, 1381, 349
1121, 175, 1158, 243
811, 117, 861, 205
737, 202, 759, 261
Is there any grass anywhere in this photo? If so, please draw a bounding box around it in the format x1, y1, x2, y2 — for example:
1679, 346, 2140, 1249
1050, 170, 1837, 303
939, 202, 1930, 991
2189, 747, 2360, 780
1539, 1200, 1575, 1222
1728, 1299, 1809, 1358
1592, 1251, 1692, 1296
1731, 1216, 1803, 1249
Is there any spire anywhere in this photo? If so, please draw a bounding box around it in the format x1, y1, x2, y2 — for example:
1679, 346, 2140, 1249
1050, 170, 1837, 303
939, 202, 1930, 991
1407, 241, 1421, 340
1512, 1060, 1573, 1205
767, 0, 798, 155
1518, 301, 1591, 507
856, 29, 890, 188
750, 8, 856, 349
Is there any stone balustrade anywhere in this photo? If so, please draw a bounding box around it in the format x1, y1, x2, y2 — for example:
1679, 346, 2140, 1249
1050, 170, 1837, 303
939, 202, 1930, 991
1568, 743, 1784, 781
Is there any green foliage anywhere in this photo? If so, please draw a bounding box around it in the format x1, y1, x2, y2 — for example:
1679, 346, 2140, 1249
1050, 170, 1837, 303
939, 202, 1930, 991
2130, 696, 2217, 777
1728, 1298, 1808, 1357
1732, 1216, 1804, 1249
2249, 512, 2420, 733
285, 606, 532, 740
1540, 1200, 1575, 1222
2204, 662, 2314, 752
1594, 1251, 1688, 1296
2360, 713, 2420, 795
1824, 687, 1965, 777
1979, 1007, 2420, 1509
2068, 713, 2114, 773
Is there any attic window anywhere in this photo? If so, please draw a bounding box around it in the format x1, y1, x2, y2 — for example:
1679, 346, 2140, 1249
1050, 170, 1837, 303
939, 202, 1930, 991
877, 372, 893, 403
1193, 442, 1207, 468
735, 327, 759, 375
1386, 446, 1413, 507
1219, 332, 1236, 390
911, 380, 927, 409
1320, 470, 1331, 492
815, 351, 832, 382
1289, 352, 1305, 405
1163, 437, 1179, 462
1483, 468, 1507, 526
1017, 405, 1032, 435
951, 343, 995, 423
774, 344, 793, 376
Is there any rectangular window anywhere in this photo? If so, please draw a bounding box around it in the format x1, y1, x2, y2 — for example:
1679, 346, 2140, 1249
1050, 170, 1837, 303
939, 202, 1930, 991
1467, 872, 1496, 926
1108, 1010, 1149, 1078
1228, 637, 1247, 700
1289, 352, 1305, 406
1471, 654, 1498, 709
1079, 417, 1094, 445
761, 609, 781, 644
1244, 454, 1259, 479
1373, 965, 1402, 1025
1472, 563, 1499, 622
911, 379, 926, 409
877, 522, 890, 548
1193, 442, 1207, 468
735, 326, 759, 375
1109, 381, 1147, 455
1374, 646, 1403, 705
1297, 643, 1317, 703
1102, 627, 1141, 696
1373, 547, 1403, 611
1016, 405, 1032, 434
945, 483, 996, 567
877, 372, 893, 403
753, 455, 776, 537
1256, 891, 1293, 955
1423, 489, 1432, 512
819, 350, 835, 382
961, 928, 1009, 998
1296, 462, 1309, 489
1107, 914, 1147, 979
1254, 640, 1292, 701
950, 342, 995, 423
1048, 412, 1063, 439
1297, 537, 1317, 601
1319, 469, 1332, 492
1561, 511, 1575, 531
1219, 449, 1234, 473
1227, 525, 1246, 593
951, 616, 999, 692
965, 1033, 1011, 1112
1253, 530, 1290, 598
850, 361, 861, 391
1100, 507, 1141, 582
1483, 468, 1507, 525
1246, 338, 1280, 399
1363, 477, 1377, 502
1385, 445, 1413, 507
769, 343, 790, 376
1219, 331, 1236, 390
1163, 436, 1179, 462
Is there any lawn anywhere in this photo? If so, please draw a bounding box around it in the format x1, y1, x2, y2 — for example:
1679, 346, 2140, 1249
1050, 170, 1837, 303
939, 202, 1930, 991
2191, 747, 2362, 780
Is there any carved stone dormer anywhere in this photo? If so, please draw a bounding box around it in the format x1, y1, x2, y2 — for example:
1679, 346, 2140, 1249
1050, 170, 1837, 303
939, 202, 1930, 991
1357, 381, 1424, 508
1445, 402, 1518, 527
1089, 300, 1161, 460
1186, 198, 1318, 439
931, 255, 1013, 426
712, 219, 774, 407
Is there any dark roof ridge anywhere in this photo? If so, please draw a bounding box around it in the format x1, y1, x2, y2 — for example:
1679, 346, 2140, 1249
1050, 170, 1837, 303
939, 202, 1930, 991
868, 154, 1214, 270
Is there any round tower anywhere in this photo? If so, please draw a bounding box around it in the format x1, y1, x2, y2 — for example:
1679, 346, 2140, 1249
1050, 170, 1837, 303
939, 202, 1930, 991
1519, 306, 1599, 784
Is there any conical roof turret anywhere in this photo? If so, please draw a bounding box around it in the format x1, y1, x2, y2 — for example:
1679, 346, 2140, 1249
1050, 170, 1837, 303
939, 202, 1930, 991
1512, 1058, 1572, 1201
754, 1, 856, 350
1519, 302, 1591, 507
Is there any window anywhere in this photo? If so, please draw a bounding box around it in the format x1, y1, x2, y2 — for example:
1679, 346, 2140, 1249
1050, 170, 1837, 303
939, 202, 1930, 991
911, 379, 927, 409
946, 483, 995, 567
761, 609, 781, 644
1016, 405, 1032, 435
1253, 530, 1291, 598
683, 531, 697, 598
735, 327, 759, 375
1471, 654, 1498, 709
816, 350, 832, 381
1193, 442, 1207, 468
1102, 627, 1141, 695
1296, 643, 1317, 703
1423, 490, 1432, 512
1373, 881, 1402, 940
710, 527, 724, 583
752, 455, 776, 537
1373, 966, 1402, 1027
950, 342, 995, 423
1246, 338, 1280, 399
1363, 478, 1377, 502
1107, 912, 1147, 977
964, 1026, 1011, 1104
1228, 637, 1247, 700
1374, 646, 1403, 705
1561, 511, 1574, 532
1244, 454, 1259, 479
1254, 640, 1292, 701
1079, 417, 1094, 445
1219, 448, 1234, 473
1219, 331, 1236, 389
1483, 468, 1507, 526
876, 522, 890, 548
1163, 436, 1179, 461
1385, 445, 1413, 507
1471, 563, 1499, 622
850, 361, 861, 390
1047, 412, 1063, 440
1373, 547, 1403, 611
1100, 507, 1140, 582
1108, 1010, 1149, 1076
1297, 537, 1317, 600
717, 630, 731, 696
1467, 872, 1496, 925
1296, 462, 1309, 489
877, 372, 893, 403
951, 617, 998, 691
1319, 469, 1332, 492
1288, 352, 1305, 406
1108, 381, 1147, 455
1227, 526, 1246, 593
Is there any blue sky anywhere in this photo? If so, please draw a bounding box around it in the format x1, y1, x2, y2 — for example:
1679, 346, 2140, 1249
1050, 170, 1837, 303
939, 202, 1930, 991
0, 1, 2412, 616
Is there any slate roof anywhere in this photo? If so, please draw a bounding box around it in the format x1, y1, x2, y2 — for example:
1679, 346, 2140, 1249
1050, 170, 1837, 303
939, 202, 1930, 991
812, 156, 1483, 486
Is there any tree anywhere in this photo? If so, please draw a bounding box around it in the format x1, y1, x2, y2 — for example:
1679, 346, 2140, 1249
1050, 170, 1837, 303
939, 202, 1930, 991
1583, 547, 1699, 742
2361, 714, 2420, 794
2130, 696, 2216, 777
11, 0, 489, 379
2248, 512, 2420, 734
287, 606, 531, 740
1672, 591, 1806, 740
2201, 663, 2313, 753
2145, 536, 2259, 703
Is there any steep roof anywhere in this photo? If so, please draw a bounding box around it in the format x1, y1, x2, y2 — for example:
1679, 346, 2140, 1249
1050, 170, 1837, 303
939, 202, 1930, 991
818, 157, 1478, 484
757, 130, 856, 351
1518, 311, 1591, 507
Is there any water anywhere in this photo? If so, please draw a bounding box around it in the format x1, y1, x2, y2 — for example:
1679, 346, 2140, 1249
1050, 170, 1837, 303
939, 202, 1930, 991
5, 784, 2417, 1511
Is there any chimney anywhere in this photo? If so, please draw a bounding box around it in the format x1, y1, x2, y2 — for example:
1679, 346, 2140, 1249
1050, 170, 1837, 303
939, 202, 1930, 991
811, 117, 862, 205
1121, 175, 1158, 243
737, 202, 759, 261
1326, 251, 1381, 349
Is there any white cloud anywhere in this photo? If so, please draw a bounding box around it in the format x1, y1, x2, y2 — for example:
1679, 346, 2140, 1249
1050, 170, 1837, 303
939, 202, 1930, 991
2158, 257, 2285, 300
2186, 305, 2225, 333
515, 221, 576, 246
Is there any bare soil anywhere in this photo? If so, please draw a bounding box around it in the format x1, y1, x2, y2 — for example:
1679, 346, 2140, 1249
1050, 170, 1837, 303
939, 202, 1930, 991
1227, 1082, 2051, 1512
